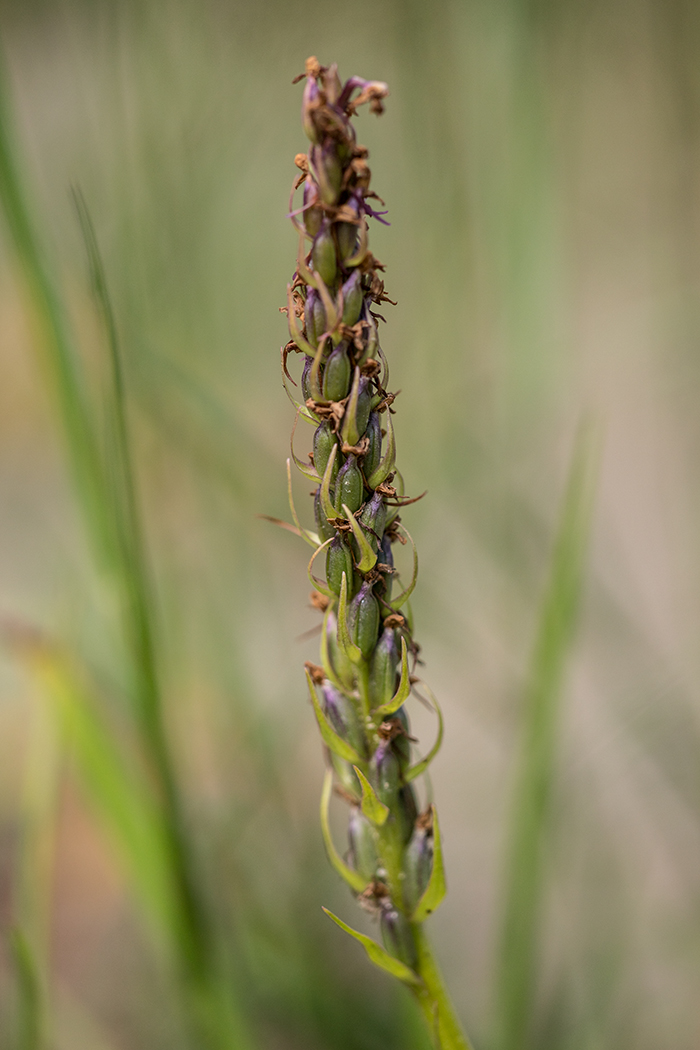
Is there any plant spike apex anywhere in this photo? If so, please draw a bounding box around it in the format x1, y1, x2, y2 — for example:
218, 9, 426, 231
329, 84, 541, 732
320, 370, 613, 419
274, 57, 473, 1050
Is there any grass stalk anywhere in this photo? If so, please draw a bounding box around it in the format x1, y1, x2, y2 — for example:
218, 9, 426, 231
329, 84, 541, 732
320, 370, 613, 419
493, 423, 600, 1050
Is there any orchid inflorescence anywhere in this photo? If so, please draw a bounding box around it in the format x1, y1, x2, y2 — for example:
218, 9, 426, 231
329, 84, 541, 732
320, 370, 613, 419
277, 57, 470, 1049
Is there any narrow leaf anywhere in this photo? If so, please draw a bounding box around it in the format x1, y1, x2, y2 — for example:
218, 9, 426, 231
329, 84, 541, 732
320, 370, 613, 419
373, 636, 410, 716
337, 572, 362, 664
322, 908, 422, 987
320, 771, 367, 893
405, 684, 444, 783
388, 524, 418, 611
367, 413, 395, 489
287, 459, 319, 548
412, 805, 447, 922
320, 442, 339, 522
353, 766, 389, 827
343, 504, 378, 573
307, 537, 335, 598
306, 669, 361, 764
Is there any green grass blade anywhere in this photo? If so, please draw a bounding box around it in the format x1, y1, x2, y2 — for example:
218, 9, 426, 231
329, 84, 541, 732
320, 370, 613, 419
10, 929, 42, 1050
494, 422, 600, 1050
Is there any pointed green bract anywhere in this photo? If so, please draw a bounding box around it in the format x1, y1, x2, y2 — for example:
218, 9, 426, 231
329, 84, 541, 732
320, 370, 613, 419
322, 909, 423, 987
320, 771, 368, 893
353, 765, 390, 826
306, 669, 362, 764
373, 636, 411, 716
412, 807, 446, 923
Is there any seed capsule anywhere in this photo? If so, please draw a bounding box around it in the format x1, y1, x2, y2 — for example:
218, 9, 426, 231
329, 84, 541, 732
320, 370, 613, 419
326, 611, 354, 690
311, 142, 342, 206
380, 906, 417, 968
301, 357, 314, 402
347, 808, 378, 883
359, 491, 386, 553
312, 227, 337, 287
341, 373, 372, 447
337, 196, 360, 262
335, 456, 364, 515
303, 180, 323, 239
404, 821, 434, 914
341, 270, 363, 328
326, 537, 355, 597
314, 488, 335, 542
322, 345, 351, 402
378, 532, 394, 602
305, 287, 327, 347
322, 681, 365, 756
397, 783, 418, 845
313, 421, 340, 482
392, 705, 412, 773
371, 739, 400, 808
368, 626, 399, 708
348, 581, 380, 659
362, 412, 382, 481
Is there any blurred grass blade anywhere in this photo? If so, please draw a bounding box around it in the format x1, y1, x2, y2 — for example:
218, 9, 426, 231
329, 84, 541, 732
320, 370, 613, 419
0, 47, 114, 570
494, 421, 600, 1050
10, 928, 42, 1050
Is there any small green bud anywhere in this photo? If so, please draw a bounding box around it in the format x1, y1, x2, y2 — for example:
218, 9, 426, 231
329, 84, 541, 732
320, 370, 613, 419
322, 345, 352, 401
348, 808, 378, 883
348, 581, 380, 659
326, 537, 355, 598
380, 907, 417, 969
335, 456, 364, 515
313, 421, 340, 482
314, 488, 335, 541
341, 270, 364, 327
362, 412, 382, 480
368, 627, 399, 709
312, 227, 337, 287
326, 611, 354, 690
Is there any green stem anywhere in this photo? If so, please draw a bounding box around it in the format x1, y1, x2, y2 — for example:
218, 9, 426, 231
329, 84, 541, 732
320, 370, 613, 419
412, 925, 474, 1050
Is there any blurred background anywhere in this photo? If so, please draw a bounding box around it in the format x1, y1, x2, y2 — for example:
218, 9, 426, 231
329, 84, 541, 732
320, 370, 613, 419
1, 1, 700, 1048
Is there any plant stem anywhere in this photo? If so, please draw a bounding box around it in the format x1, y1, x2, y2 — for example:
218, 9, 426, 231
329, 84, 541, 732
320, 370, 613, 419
412, 925, 473, 1050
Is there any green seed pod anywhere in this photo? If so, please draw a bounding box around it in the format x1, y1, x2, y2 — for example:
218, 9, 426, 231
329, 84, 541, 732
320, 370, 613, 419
336, 196, 360, 263
341, 372, 372, 447
326, 611, 354, 690
348, 808, 378, 883
303, 181, 323, 239
301, 358, 314, 402
313, 421, 340, 482
378, 533, 394, 602
305, 288, 326, 347
326, 537, 355, 598
348, 581, 380, 659
335, 456, 364, 515
368, 626, 399, 708
322, 345, 352, 402
403, 820, 434, 914
314, 488, 335, 542
397, 784, 419, 845
330, 753, 361, 800
362, 412, 382, 480
371, 740, 401, 808
359, 491, 386, 553
312, 227, 337, 287
322, 681, 365, 756
311, 142, 343, 206
341, 270, 363, 327
380, 907, 417, 969
392, 705, 412, 772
